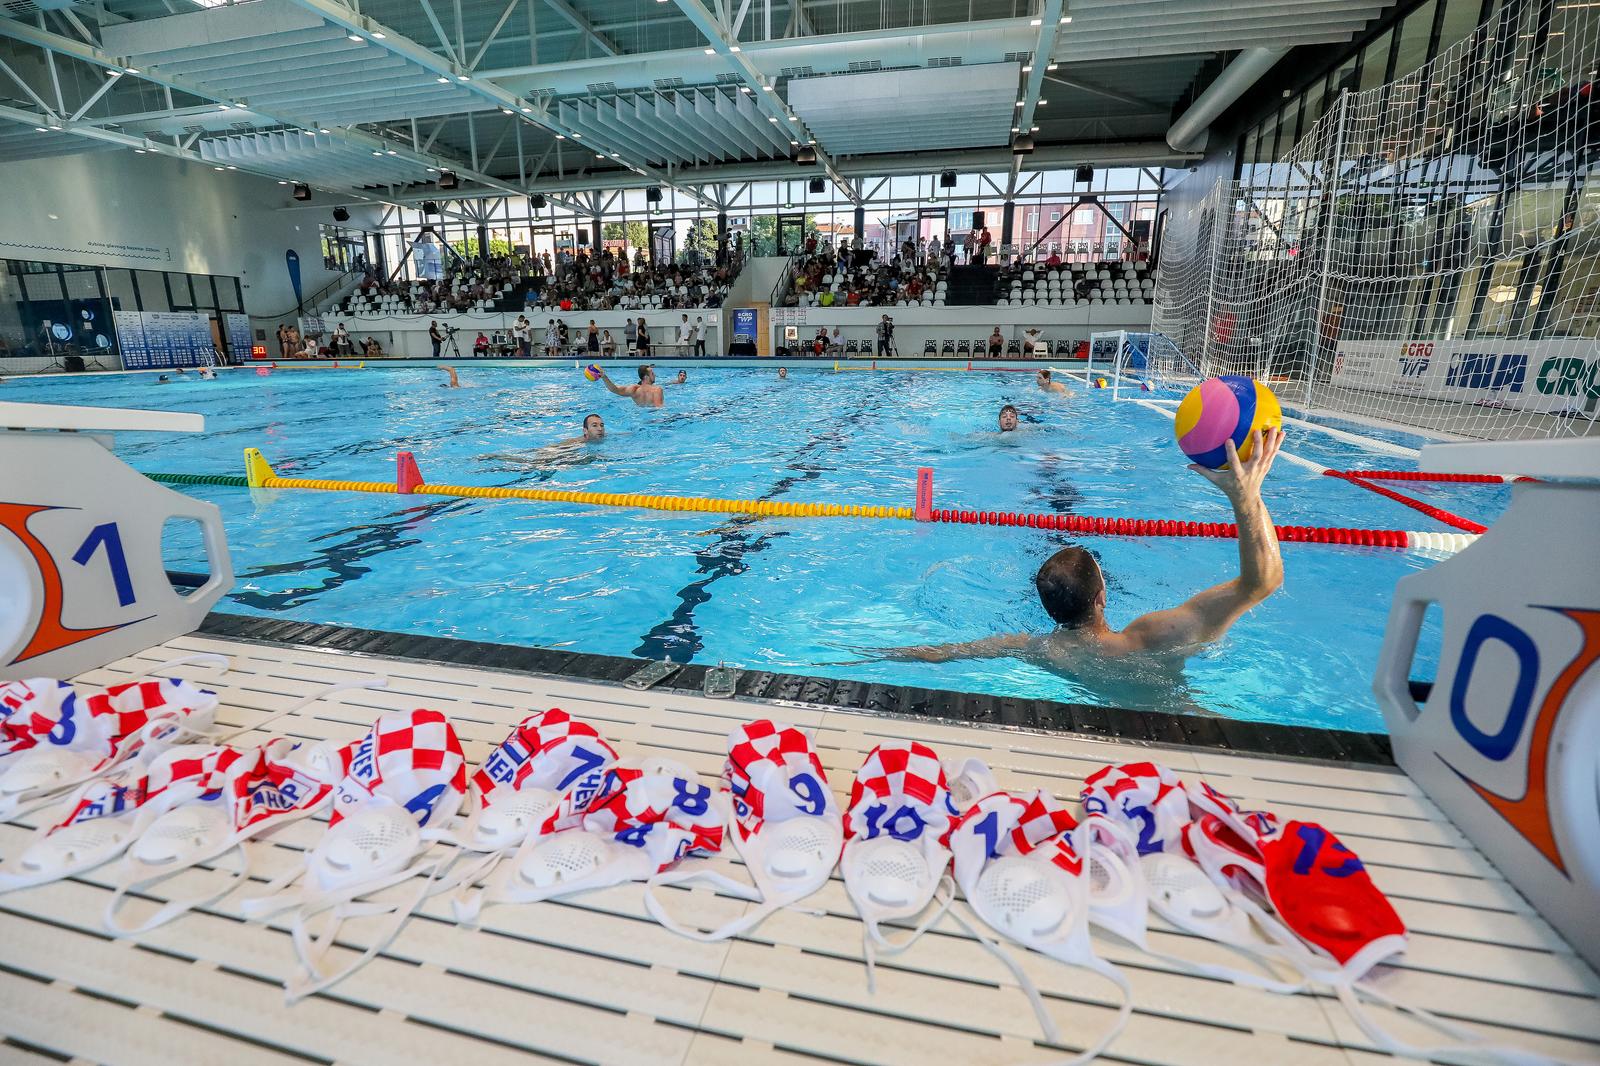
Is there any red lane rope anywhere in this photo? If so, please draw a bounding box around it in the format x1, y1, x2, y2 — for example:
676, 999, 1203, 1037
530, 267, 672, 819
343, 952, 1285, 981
1323, 471, 1488, 534
1331, 469, 1517, 483
922, 509, 1416, 547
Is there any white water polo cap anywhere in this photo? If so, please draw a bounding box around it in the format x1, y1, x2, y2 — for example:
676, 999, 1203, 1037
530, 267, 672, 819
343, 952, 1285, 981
0, 675, 220, 819
841, 742, 959, 982
1079, 762, 1305, 990
461, 708, 619, 852
240, 709, 469, 1001
646, 721, 841, 940
104, 737, 340, 934
0, 740, 228, 892
948, 789, 1132, 1061
478, 755, 725, 911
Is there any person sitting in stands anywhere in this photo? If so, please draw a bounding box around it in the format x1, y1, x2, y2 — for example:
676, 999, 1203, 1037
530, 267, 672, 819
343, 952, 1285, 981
473, 332, 490, 356
601, 329, 616, 356
300, 337, 320, 359
988, 327, 1005, 358
363, 337, 383, 358
813, 327, 829, 356
1045, 250, 1062, 267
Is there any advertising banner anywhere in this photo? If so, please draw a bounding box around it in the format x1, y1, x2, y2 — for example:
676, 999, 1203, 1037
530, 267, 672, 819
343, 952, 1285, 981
1332, 338, 1600, 415
117, 311, 211, 369
223, 312, 253, 363
732, 307, 757, 342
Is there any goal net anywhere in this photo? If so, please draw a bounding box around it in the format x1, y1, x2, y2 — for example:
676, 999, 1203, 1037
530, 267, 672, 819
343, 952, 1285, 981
1153, 2, 1600, 441
1090, 330, 1202, 398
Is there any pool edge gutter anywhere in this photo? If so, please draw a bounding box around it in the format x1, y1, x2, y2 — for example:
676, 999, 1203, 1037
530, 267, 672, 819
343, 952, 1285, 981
194, 613, 1395, 767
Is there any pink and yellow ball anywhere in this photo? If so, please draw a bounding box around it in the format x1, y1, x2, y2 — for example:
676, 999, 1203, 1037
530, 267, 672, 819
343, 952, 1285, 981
1174, 375, 1281, 468
583, 363, 602, 381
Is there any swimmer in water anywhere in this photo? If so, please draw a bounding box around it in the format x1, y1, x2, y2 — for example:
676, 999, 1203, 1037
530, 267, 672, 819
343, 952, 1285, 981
778, 367, 788, 380
998, 404, 1019, 432
867, 427, 1285, 685
487, 414, 604, 467
1037, 368, 1068, 394
157, 374, 170, 383
198, 366, 216, 380
552, 413, 605, 447
594, 364, 681, 408
437, 366, 460, 388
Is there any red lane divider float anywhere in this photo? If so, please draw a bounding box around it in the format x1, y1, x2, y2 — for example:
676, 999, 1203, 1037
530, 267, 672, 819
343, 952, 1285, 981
921, 508, 1417, 547
1331, 469, 1533, 484
1323, 471, 1488, 534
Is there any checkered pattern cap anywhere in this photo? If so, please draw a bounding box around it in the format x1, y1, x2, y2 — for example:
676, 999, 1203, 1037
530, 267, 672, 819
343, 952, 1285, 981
843, 742, 957, 846
0, 678, 215, 772
1080, 761, 1193, 856
949, 789, 1083, 878
329, 709, 468, 827
471, 709, 619, 831
583, 762, 726, 873
724, 721, 835, 842
1188, 779, 1281, 847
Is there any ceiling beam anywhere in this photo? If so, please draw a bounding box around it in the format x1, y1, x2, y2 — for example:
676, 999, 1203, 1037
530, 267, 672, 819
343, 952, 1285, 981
540, 0, 618, 57
0, 16, 521, 199
1010, 0, 1065, 191
666, 0, 855, 202
275, 0, 709, 205
1042, 71, 1165, 113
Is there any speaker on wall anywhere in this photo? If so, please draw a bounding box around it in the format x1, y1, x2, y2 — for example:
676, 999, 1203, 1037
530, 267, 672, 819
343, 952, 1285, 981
972, 211, 985, 229
645, 187, 662, 203
939, 170, 957, 188
808, 177, 825, 193
332, 207, 350, 222
1075, 163, 1094, 183
291, 182, 311, 201
437, 169, 459, 189
531, 194, 547, 209
794, 146, 817, 165
421, 200, 439, 215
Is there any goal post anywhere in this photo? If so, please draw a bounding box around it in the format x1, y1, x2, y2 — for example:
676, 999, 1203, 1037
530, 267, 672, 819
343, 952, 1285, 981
1090, 330, 1203, 400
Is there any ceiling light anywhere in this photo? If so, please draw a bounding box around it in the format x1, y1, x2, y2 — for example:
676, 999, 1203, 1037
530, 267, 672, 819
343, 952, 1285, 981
385, 149, 397, 155
1011, 126, 1020, 132
370, 30, 386, 39
729, 45, 740, 52
47, 124, 61, 130
1031, 125, 1040, 131
1047, 63, 1058, 70
347, 33, 363, 41
740, 86, 751, 93
436, 76, 450, 83
124, 66, 140, 74
596, 153, 606, 159
425, 166, 437, 172
1060, 15, 1071, 22
218, 104, 232, 110
318, 127, 331, 133
372, 150, 383, 156
570, 132, 580, 138
278, 180, 288, 184
555, 134, 565, 139
807, 139, 815, 144
106, 68, 122, 76
501, 108, 514, 114
787, 115, 797, 121
704, 47, 715, 54
1029, 17, 1041, 25
226, 164, 237, 169
790, 140, 799, 146
1038, 99, 1048, 105
611, 153, 621, 159
768, 117, 778, 123
456, 74, 469, 81
134, 148, 146, 153
762, 84, 773, 91
34, 126, 48, 132
520, 106, 532, 113
213, 166, 224, 171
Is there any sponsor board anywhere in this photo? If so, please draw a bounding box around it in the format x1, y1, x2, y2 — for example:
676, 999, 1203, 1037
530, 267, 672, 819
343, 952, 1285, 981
1332, 338, 1600, 414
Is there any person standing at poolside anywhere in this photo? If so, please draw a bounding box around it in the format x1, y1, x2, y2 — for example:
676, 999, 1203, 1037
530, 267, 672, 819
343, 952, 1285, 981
636, 318, 652, 358
1037, 368, 1068, 393
694, 315, 707, 356
586, 320, 600, 355
429, 320, 444, 359
624, 317, 638, 355
870, 428, 1285, 677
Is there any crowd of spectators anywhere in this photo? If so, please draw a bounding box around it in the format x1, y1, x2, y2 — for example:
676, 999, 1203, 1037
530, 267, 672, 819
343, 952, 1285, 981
527, 246, 738, 313
336, 245, 738, 318
781, 234, 949, 308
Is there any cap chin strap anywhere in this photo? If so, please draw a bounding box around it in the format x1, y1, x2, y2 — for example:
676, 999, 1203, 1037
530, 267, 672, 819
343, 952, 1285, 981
100, 677, 387, 936
860, 874, 955, 994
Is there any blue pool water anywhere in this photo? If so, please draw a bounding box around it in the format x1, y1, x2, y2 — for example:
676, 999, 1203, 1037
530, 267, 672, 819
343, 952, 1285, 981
5, 365, 1510, 732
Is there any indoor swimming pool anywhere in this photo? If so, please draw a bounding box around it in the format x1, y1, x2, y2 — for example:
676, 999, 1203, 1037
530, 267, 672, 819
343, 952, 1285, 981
5, 364, 1512, 732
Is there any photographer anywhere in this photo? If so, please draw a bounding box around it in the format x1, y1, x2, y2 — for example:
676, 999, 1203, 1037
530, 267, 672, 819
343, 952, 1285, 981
876, 314, 895, 358
429, 320, 444, 359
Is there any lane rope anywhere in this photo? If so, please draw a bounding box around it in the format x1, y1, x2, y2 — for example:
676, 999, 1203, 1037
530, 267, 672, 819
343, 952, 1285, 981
1323, 471, 1489, 533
